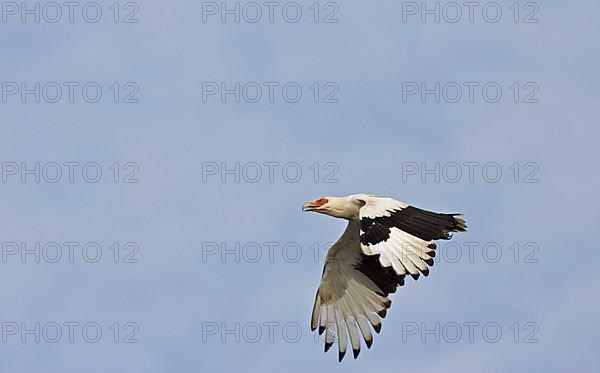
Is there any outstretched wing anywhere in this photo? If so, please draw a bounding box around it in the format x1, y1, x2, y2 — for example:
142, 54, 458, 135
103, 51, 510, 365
310, 220, 404, 362
358, 195, 467, 279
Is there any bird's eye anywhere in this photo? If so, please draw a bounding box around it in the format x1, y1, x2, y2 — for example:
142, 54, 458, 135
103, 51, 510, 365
314, 198, 329, 206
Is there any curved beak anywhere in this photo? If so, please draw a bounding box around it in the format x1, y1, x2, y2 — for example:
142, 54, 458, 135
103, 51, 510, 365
303, 198, 329, 213
303, 201, 318, 212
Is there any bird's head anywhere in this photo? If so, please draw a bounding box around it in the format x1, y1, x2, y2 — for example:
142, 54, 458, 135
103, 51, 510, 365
302, 196, 362, 220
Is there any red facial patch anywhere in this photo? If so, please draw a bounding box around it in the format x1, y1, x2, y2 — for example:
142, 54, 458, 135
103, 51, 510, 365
313, 198, 328, 206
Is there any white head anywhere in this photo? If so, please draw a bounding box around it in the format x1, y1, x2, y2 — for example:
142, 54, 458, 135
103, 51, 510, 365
302, 196, 363, 220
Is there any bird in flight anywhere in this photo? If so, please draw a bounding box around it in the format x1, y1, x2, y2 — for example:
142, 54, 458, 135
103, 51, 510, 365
303, 194, 466, 362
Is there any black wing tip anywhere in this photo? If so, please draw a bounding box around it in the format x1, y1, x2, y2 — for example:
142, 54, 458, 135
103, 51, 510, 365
377, 309, 387, 318
353, 348, 360, 359
373, 323, 382, 333
410, 273, 420, 281
422, 268, 430, 277
424, 258, 434, 266
325, 341, 333, 352
318, 325, 325, 335
365, 337, 373, 348
452, 214, 467, 232
338, 350, 346, 362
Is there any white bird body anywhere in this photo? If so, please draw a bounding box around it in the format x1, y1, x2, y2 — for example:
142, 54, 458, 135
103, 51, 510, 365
303, 194, 467, 362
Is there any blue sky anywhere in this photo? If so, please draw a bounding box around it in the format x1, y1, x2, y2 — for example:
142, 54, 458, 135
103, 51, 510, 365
1, 0, 599, 372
